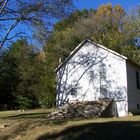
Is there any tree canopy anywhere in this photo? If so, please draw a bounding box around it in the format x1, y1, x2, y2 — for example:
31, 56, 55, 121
46, 4, 140, 63
0, 40, 47, 109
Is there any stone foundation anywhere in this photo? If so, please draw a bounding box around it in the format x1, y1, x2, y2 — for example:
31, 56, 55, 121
48, 99, 112, 120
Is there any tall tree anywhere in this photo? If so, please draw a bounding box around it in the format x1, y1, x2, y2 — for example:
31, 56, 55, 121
0, 40, 46, 109
0, 49, 19, 109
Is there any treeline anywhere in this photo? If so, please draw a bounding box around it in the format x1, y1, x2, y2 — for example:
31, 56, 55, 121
0, 3, 140, 110
0, 40, 55, 110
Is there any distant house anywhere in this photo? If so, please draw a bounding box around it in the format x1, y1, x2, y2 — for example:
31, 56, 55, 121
55, 39, 140, 117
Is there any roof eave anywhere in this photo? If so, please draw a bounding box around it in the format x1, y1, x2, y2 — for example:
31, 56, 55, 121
54, 39, 89, 72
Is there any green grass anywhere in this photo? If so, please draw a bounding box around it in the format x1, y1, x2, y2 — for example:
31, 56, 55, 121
0, 109, 53, 119
0, 109, 140, 140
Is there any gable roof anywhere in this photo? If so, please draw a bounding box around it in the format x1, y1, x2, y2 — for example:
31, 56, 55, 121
54, 39, 127, 72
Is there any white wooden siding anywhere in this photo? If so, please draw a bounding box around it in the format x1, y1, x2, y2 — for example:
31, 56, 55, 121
127, 62, 140, 114
56, 41, 128, 116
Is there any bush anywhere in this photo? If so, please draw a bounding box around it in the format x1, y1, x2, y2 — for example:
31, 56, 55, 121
16, 95, 33, 109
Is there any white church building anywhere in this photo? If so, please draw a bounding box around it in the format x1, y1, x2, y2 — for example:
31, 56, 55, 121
55, 39, 140, 117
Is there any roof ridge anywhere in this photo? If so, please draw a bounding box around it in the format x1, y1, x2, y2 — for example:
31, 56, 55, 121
54, 39, 127, 72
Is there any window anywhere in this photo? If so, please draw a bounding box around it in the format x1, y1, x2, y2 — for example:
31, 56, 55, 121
100, 85, 107, 98
136, 71, 140, 89
137, 104, 140, 110
99, 67, 106, 78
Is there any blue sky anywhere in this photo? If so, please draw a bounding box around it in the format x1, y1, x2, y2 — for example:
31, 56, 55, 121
3, 0, 140, 49
74, 0, 140, 11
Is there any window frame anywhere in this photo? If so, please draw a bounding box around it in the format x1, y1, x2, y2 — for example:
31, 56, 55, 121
136, 71, 140, 89
137, 104, 140, 110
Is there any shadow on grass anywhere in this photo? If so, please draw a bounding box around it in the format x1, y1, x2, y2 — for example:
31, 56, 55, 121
0, 112, 50, 120
0, 135, 9, 140
36, 121, 140, 140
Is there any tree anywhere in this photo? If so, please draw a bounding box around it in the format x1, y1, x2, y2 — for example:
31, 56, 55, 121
0, 0, 73, 49
0, 49, 19, 109
75, 4, 140, 55
54, 9, 94, 32
48, 3, 140, 61
0, 39, 47, 109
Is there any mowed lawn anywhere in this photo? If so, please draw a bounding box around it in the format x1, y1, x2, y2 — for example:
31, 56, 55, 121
0, 109, 140, 140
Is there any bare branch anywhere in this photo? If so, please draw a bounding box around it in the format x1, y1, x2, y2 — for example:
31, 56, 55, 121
0, 19, 20, 49
0, 0, 8, 15
0, 17, 35, 21
0, 0, 73, 50
3, 32, 24, 41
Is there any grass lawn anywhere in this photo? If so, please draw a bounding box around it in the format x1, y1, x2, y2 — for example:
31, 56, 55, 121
0, 109, 140, 140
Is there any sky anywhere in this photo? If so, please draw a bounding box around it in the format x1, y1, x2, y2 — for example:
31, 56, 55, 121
25, 0, 140, 48
74, 0, 140, 11
2, 0, 140, 49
